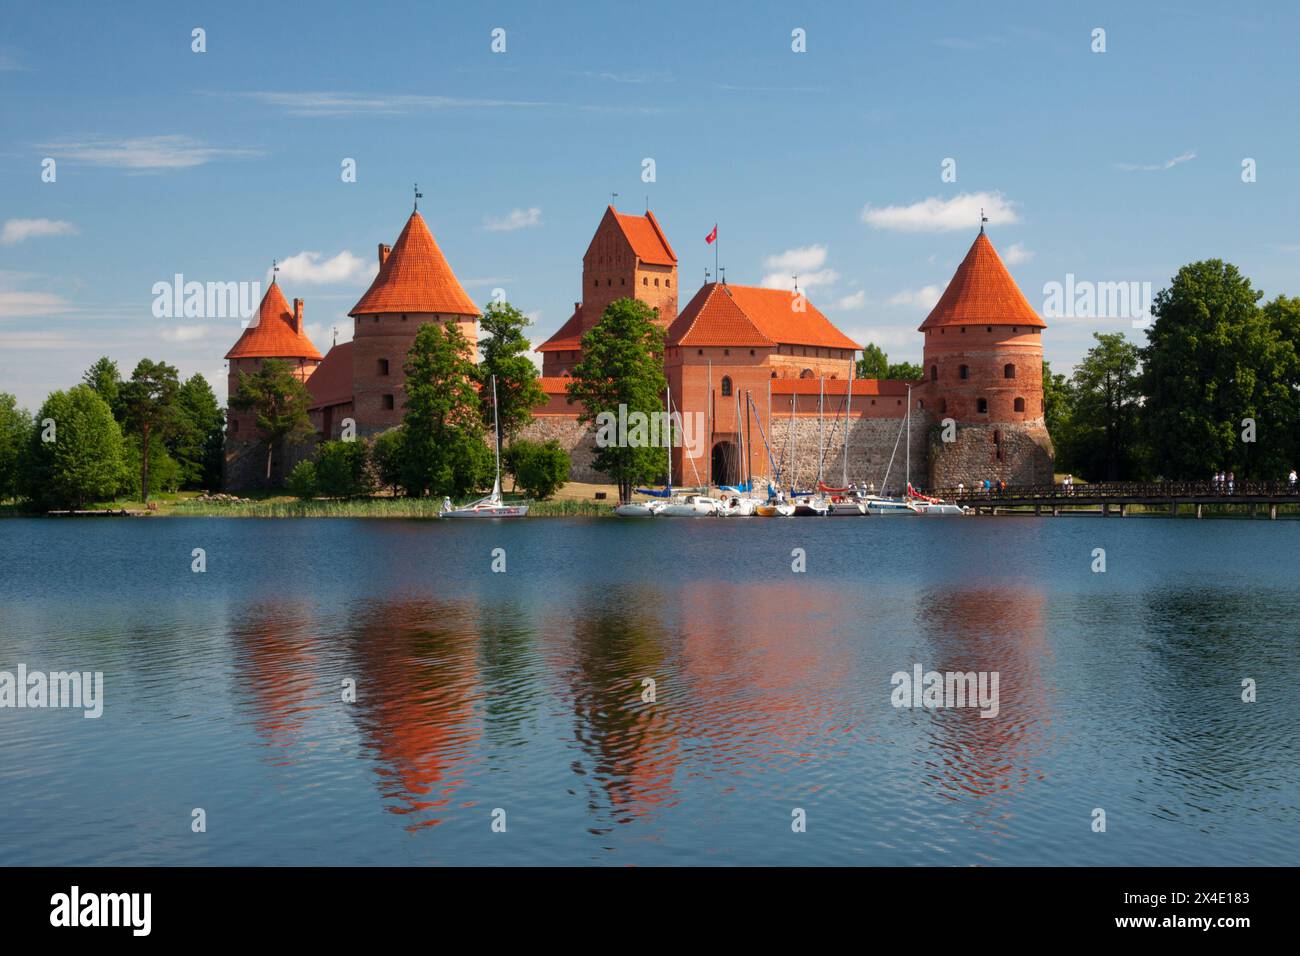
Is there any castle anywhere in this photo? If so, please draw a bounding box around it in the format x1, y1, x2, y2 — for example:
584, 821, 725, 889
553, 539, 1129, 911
223, 204, 1053, 492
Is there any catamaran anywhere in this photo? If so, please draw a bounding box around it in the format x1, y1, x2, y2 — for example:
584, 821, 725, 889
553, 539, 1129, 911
439, 375, 529, 519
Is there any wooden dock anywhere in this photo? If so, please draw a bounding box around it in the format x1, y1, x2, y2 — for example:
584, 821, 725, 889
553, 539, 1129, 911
934, 480, 1300, 519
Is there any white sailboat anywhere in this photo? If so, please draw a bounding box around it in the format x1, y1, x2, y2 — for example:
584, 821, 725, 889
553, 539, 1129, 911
439, 374, 529, 519
864, 383, 920, 515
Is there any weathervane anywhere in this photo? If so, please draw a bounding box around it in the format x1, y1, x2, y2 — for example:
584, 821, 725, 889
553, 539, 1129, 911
610, 192, 619, 205
414, 182, 423, 210
792, 274, 799, 293
271, 258, 279, 282
980, 207, 989, 234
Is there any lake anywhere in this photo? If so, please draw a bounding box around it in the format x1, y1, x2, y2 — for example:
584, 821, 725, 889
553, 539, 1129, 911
0, 515, 1295, 866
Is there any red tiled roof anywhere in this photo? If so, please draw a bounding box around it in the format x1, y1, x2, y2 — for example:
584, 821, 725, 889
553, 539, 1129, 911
919, 231, 1045, 331
668, 283, 860, 351
667, 283, 773, 347
225, 281, 323, 360
771, 377, 911, 396
350, 211, 478, 317
305, 340, 354, 409
609, 207, 675, 266
536, 305, 585, 352
538, 376, 572, 394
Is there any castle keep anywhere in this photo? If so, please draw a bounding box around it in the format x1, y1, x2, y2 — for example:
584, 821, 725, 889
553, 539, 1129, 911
223, 206, 1053, 492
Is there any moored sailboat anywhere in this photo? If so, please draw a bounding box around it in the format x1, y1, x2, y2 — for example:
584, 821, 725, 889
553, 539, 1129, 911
439, 375, 529, 519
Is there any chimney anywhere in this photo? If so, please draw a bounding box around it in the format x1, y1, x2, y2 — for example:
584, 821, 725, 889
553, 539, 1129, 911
378, 243, 392, 268
293, 298, 303, 333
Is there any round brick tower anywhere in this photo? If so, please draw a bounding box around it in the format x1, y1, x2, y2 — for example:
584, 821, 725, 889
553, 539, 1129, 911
920, 229, 1054, 487
348, 209, 480, 435
223, 279, 322, 489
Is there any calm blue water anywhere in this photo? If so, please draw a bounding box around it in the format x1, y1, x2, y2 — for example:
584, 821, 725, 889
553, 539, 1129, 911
0, 515, 1296, 866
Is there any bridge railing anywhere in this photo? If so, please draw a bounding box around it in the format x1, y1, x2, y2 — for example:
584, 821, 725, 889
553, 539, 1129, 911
930, 480, 1300, 501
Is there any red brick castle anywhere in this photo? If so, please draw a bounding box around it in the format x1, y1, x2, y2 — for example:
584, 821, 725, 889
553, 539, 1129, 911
223, 206, 1053, 491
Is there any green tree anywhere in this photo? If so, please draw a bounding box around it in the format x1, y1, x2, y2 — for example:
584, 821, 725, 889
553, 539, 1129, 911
1140, 260, 1272, 478
120, 434, 182, 496
119, 359, 180, 501
371, 427, 405, 496
315, 439, 373, 498
230, 359, 314, 485
82, 357, 123, 420
23, 386, 126, 509
171, 374, 225, 489
0, 393, 33, 502
566, 297, 667, 503
286, 460, 317, 500
856, 343, 889, 379
1255, 295, 1300, 477
886, 361, 924, 381
477, 301, 546, 442
505, 438, 570, 499
1068, 333, 1144, 481
401, 320, 494, 498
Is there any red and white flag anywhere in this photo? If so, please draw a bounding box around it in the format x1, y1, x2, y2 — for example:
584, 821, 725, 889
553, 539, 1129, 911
705, 224, 717, 244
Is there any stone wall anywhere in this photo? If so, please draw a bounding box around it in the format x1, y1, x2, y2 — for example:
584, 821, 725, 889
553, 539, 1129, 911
515, 417, 604, 483
766, 414, 928, 494
926, 420, 1054, 490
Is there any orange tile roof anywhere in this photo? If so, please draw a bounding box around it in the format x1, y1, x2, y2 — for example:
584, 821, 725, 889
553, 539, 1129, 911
610, 207, 676, 265
771, 377, 910, 396
667, 283, 774, 347
538, 376, 572, 394
668, 283, 861, 351
350, 211, 479, 317
919, 231, 1045, 331
536, 305, 585, 351
225, 281, 323, 360
305, 340, 354, 409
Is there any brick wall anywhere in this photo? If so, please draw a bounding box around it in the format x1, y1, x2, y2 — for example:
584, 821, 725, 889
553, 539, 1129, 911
926, 421, 1055, 489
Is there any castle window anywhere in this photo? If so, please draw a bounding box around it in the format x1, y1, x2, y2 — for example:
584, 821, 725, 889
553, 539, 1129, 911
939, 398, 947, 414
654, 278, 659, 286
960, 327, 966, 334
401, 314, 407, 321
930, 365, 937, 381
621, 278, 625, 285
771, 371, 777, 378
993, 430, 1003, 460
986, 326, 992, 332
1014, 397, 1026, 412
959, 365, 969, 380
643, 277, 648, 285
378, 358, 390, 376
917, 399, 924, 410
1004, 363, 1016, 379
382, 394, 395, 410
607, 279, 612, 286
595, 279, 600, 287
976, 398, 988, 414
800, 368, 814, 379
721, 376, 733, 397
666, 280, 671, 288
697, 349, 703, 355
750, 349, 755, 356
373, 316, 379, 323
724, 348, 730, 356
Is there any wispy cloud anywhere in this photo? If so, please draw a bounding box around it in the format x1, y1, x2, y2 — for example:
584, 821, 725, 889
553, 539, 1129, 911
1, 219, 79, 245
715, 83, 829, 93
0, 53, 27, 71
835, 290, 868, 311
760, 245, 839, 291
1003, 242, 1034, 265
484, 207, 543, 232
158, 324, 211, 344
888, 285, 945, 309
271, 250, 375, 285
935, 36, 1006, 51
1115, 149, 1196, 172
569, 70, 673, 84
0, 291, 71, 318
862, 191, 1019, 233
37, 135, 260, 170
230, 90, 555, 117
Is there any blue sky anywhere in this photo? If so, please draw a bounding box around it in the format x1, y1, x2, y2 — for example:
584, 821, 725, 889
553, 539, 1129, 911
3, 0, 1298, 410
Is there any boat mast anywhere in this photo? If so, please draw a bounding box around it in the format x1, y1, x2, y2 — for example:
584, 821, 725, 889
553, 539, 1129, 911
905, 382, 911, 495
666, 383, 673, 492
843, 361, 854, 488
491, 373, 502, 500
706, 359, 713, 490
818, 376, 825, 486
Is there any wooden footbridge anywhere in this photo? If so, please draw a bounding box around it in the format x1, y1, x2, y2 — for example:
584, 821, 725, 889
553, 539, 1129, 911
931, 480, 1300, 518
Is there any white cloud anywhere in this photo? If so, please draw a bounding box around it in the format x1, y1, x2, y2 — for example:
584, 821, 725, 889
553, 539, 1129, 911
37, 135, 260, 170
1115, 150, 1196, 172
271, 250, 375, 286
1003, 242, 1034, 265
834, 290, 868, 311
1, 218, 79, 245
158, 324, 210, 344
233, 91, 554, 117
760, 244, 839, 291
0, 331, 80, 349
862, 191, 1019, 233
888, 285, 945, 309
845, 325, 916, 350
484, 207, 543, 232
0, 291, 69, 318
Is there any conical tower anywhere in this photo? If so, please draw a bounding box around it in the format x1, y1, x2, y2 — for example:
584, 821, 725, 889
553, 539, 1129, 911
349, 210, 479, 433
921, 230, 1054, 486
